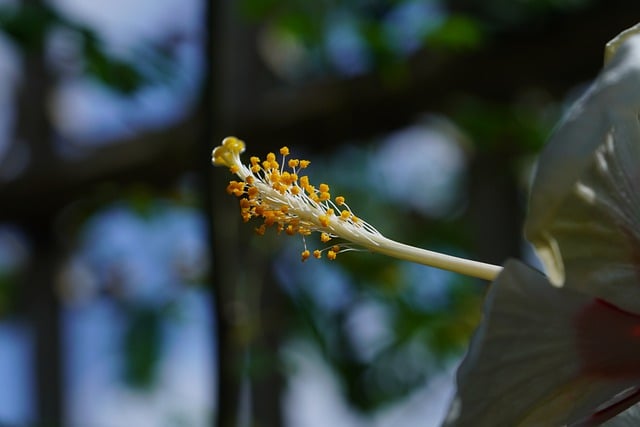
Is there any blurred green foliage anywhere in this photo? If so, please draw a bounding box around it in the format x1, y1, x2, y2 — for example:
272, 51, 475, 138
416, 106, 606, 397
240, 0, 591, 79
123, 305, 162, 389
0, 2, 172, 93
0, 272, 21, 316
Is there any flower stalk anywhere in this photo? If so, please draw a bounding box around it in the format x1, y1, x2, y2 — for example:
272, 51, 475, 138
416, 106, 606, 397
212, 136, 502, 281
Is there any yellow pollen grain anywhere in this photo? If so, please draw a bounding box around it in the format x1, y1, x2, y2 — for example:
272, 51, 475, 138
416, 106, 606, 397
288, 159, 299, 168
313, 249, 322, 259
301, 250, 310, 261
280, 147, 290, 156
273, 182, 285, 194
319, 183, 329, 193
327, 250, 337, 260
335, 196, 345, 205
332, 245, 340, 252
300, 160, 310, 168
266, 152, 276, 162
340, 210, 350, 220
321, 232, 331, 243
264, 214, 275, 226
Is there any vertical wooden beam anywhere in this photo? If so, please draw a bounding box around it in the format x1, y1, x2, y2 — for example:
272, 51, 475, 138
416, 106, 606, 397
202, 0, 244, 425
26, 225, 63, 427
14, 0, 63, 424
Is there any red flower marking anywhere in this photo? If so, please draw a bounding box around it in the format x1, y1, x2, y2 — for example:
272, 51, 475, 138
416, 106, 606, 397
575, 298, 640, 379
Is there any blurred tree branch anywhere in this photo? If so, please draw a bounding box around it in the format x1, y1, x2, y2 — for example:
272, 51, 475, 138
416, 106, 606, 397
0, 0, 637, 226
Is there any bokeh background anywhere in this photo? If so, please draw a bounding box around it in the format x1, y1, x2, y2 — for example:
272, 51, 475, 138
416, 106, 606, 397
0, 0, 636, 426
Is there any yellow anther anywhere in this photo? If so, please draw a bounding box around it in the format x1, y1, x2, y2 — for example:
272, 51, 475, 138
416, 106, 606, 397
299, 160, 310, 168
266, 152, 276, 162
300, 176, 310, 188
273, 182, 286, 194
230, 165, 239, 174
255, 224, 266, 235
291, 186, 301, 195
226, 181, 244, 196
313, 249, 322, 259
250, 156, 260, 165
326, 209, 334, 216
286, 225, 295, 235
340, 210, 350, 220
318, 215, 330, 227
320, 192, 331, 201
319, 183, 330, 193
264, 213, 276, 226
327, 250, 337, 260
321, 233, 331, 243
288, 159, 300, 168
332, 245, 340, 252
280, 147, 290, 156
335, 196, 345, 205
301, 250, 310, 261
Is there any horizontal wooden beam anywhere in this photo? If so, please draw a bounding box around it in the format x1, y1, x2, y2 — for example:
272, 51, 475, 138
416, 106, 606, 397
0, 0, 638, 224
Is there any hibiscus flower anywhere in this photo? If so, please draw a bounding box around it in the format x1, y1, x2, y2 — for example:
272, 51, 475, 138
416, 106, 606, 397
445, 23, 640, 427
